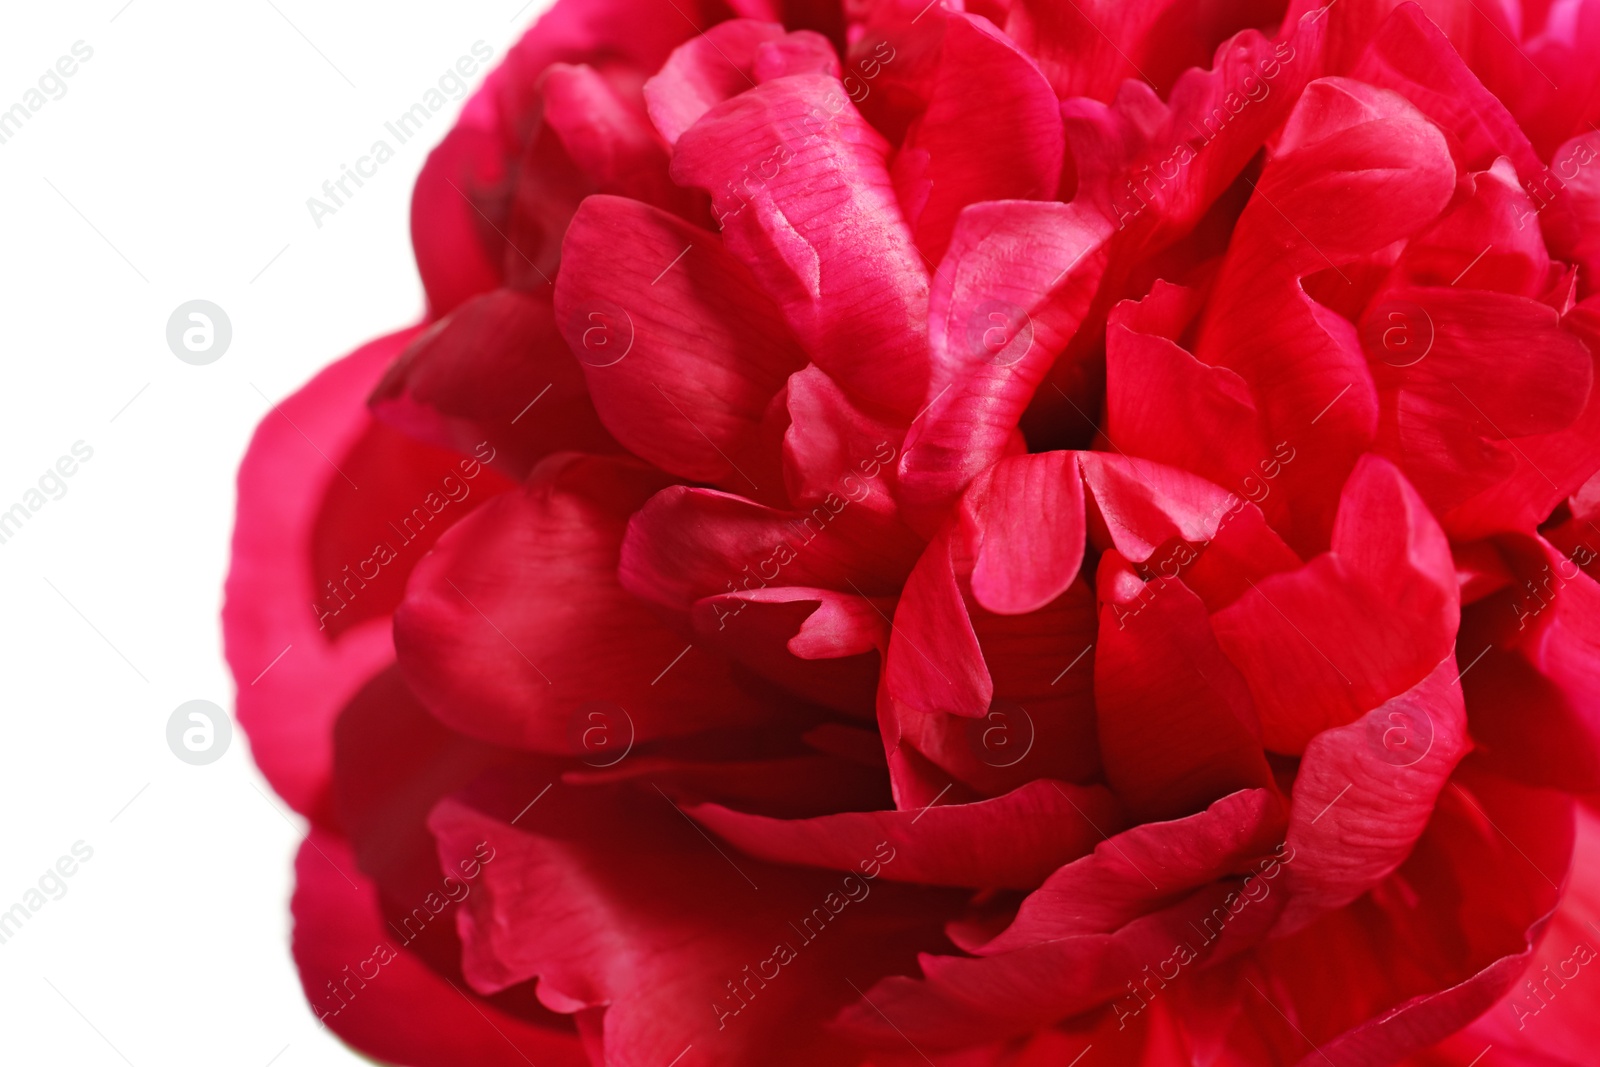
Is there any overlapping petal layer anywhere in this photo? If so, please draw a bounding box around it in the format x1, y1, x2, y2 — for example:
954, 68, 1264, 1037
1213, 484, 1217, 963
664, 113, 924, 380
228, 1, 1600, 1064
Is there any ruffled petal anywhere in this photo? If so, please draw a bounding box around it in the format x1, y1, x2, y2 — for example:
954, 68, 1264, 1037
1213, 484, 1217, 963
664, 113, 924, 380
429, 774, 958, 1067
670, 71, 933, 416
892, 13, 1064, 262
898, 201, 1112, 525
1459, 532, 1600, 791
1079, 451, 1301, 611
412, 123, 510, 316
963, 452, 1087, 617
834, 790, 1288, 1047
394, 454, 767, 752
369, 289, 616, 479
882, 525, 991, 717
1367, 284, 1592, 518
1444, 294, 1600, 539
1002, 0, 1292, 102
554, 195, 805, 485
619, 483, 923, 616
781, 364, 906, 519
225, 329, 509, 819
1210, 454, 1459, 753
1348, 5, 1543, 182
1274, 656, 1470, 934
690, 777, 1120, 890
688, 585, 887, 715
1106, 282, 1273, 500
1094, 552, 1276, 822
540, 63, 696, 217
968, 788, 1286, 955
1193, 76, 1455, 551
1415, 802, 1600, 1066
1178, 769, 1574, 1065
644, 20, 839, 144
291, 828, 586, 1066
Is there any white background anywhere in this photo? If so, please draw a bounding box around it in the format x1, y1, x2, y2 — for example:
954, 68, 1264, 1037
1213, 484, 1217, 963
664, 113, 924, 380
0, 1, 551, 1062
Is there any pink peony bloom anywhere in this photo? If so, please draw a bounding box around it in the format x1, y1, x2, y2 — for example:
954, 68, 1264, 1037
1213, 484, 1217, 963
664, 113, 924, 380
226, 0, 1600, 1063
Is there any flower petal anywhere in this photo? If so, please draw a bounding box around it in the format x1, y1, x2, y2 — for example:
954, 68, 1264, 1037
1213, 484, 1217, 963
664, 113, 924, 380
965, 452, 1087, 617
429, 775, 958, 1066
781, 364, 906, 519
834, 790, 1287, 1047
689, 778, 1121, 890
394, 454, 766, 752
892, 13, 1064, 262
225, 329, 505, 819
1368, 285, 1592, 517
1105, 282, 1270, 499
554, 195, 805, 486
644, 20, 838, 144
1414, 801, 1600, 1066
688, 586, 888, 715
539, 63, 693, 217
1444, 294, 1600, 539
671, 71, 933, 416
1210, 454, 1459, 753
1193, 76, 1455, 551
369, 289, 616, 479
1182, 769, 1573, 1065
898, 200, 1112, 525
1094, 552, 1276, 822
619, 483, 923, 616
1274, 656, 1470, 934
1460, 532, 1600, 791
1348, 4, 1543, 182
1002, 0, 1290, 101
413, 123, 510, 316
1078, 451, 1301, 612
291, 828, 586, 1066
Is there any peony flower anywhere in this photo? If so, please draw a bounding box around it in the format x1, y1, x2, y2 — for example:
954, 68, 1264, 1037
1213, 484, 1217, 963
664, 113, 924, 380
225, 0, 1600, 1063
